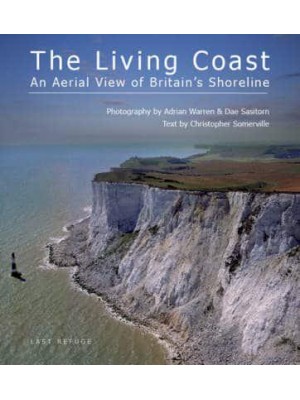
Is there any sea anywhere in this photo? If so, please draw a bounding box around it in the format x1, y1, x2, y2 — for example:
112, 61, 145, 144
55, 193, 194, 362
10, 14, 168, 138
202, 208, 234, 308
0, 143, 198, 364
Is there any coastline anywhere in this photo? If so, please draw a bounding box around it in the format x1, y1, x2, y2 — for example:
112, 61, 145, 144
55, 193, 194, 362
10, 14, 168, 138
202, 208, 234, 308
46, 216, 184, 365
71, 268, 184, 365
45, 183, 299, 365
39, 209, 91, 270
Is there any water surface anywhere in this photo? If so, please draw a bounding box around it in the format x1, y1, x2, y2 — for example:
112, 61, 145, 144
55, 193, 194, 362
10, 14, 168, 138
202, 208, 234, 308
0, 144, 197, 364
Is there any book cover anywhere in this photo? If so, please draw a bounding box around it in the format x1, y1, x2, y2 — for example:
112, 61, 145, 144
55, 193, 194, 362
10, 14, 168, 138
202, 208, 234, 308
0, 34, 299, 365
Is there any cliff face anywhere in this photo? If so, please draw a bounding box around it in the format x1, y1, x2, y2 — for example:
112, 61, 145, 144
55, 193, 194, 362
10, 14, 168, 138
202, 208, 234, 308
53, 182, 300, 364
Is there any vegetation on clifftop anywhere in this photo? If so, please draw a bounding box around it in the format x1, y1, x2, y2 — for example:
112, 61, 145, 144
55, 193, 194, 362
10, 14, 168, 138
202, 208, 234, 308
94, 144, 300, 193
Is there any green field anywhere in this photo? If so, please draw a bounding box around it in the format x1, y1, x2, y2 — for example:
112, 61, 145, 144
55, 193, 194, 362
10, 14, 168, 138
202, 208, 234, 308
94, 145, 300, 193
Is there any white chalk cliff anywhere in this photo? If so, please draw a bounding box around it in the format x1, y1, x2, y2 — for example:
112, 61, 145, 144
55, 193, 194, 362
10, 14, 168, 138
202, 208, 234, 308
52, 181, 300, 364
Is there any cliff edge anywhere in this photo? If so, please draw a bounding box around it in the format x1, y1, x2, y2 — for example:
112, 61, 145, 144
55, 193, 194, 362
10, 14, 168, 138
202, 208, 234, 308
50, 181, 300, 364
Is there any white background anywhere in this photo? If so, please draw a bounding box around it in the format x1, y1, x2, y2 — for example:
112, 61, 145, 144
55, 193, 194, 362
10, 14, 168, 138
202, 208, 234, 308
0, 0, 299, 33
0, 1, 298, 399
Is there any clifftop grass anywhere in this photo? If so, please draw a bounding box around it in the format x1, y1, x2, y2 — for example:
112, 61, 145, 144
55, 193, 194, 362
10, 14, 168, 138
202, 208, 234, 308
94, 145, 300, 193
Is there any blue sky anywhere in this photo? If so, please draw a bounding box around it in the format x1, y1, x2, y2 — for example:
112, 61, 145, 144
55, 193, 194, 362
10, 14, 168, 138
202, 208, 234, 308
0, 35, 299, 145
